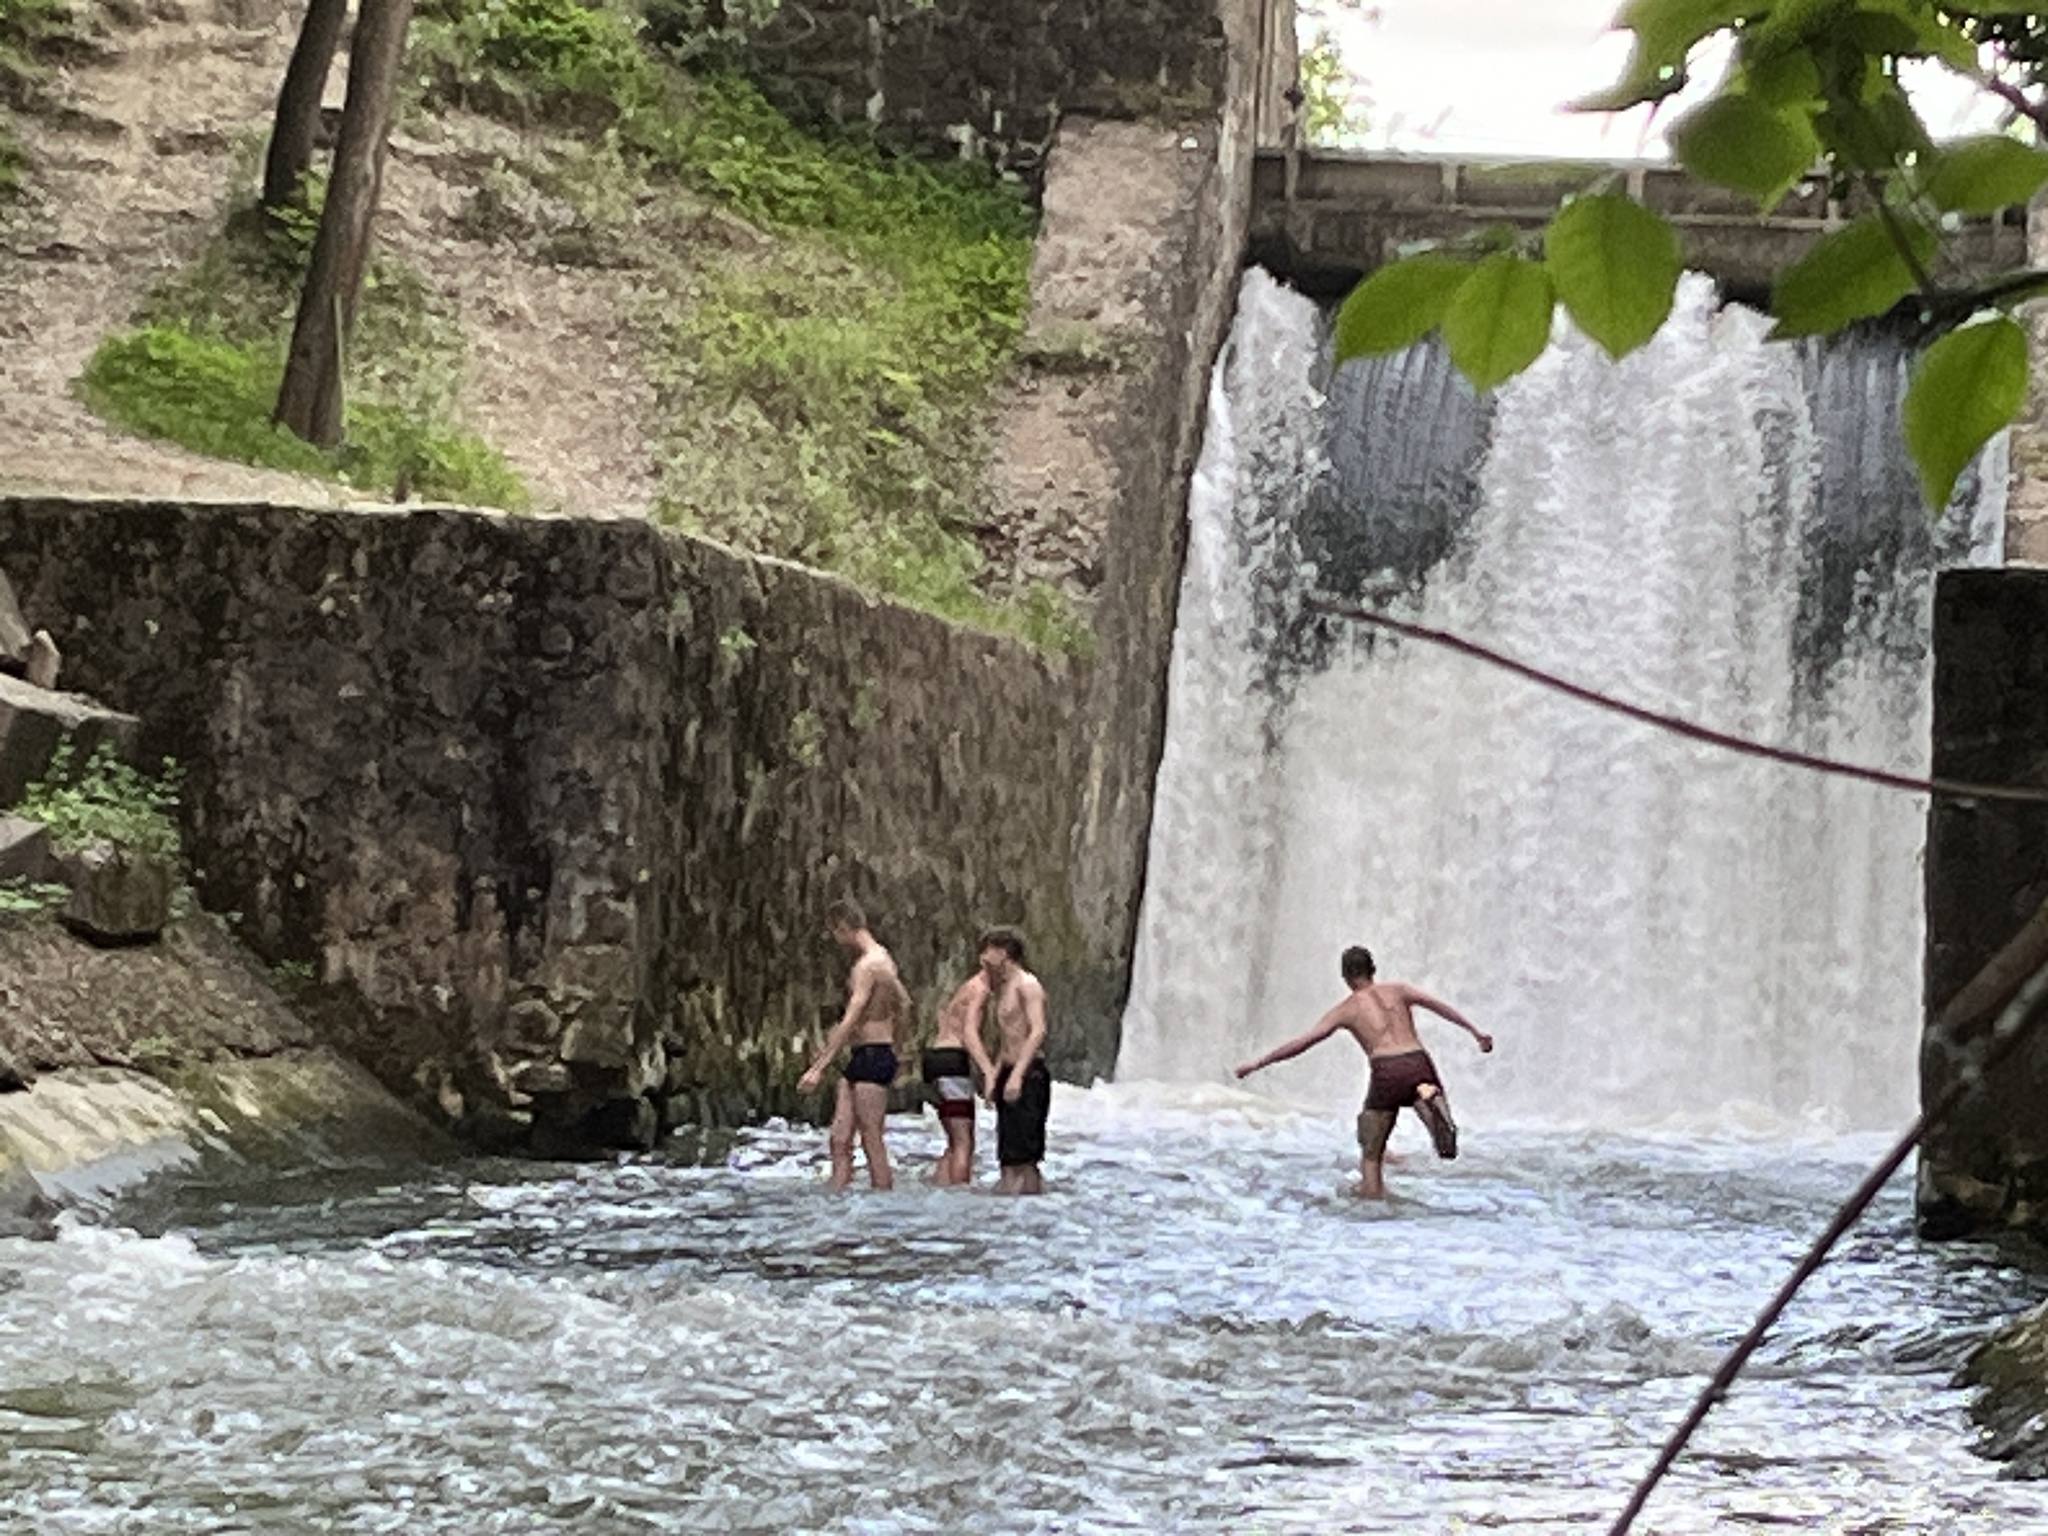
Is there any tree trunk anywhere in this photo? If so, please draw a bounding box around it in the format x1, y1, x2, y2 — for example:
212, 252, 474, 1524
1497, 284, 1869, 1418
274, 0, 414, 447
261, 0, 351, 212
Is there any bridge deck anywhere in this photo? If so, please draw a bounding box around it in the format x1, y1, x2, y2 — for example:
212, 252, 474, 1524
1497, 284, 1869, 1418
1250, 149, 2029, 303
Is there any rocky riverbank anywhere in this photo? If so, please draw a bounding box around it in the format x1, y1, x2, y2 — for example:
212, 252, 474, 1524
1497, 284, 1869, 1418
0, 909, 451, 1235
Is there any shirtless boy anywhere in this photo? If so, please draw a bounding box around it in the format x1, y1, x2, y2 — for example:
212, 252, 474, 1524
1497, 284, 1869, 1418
799, 899, 911, 1190
978, 928, 1051, 1196
1235, 946, 1493, 1199
922, 970, 997, 1185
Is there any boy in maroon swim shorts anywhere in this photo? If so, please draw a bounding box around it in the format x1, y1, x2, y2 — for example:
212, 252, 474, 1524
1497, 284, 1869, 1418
1236, 945, 1493, 1199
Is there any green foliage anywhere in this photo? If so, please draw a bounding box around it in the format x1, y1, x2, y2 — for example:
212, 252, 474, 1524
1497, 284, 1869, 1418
1542, 192, 1680, 359
643, 78, 1051, 648
1767, 214, 1933, 337
412, 0, 668, 120
1440, 254, 1555, 391
1667, 93, 1818, 207
0, 0, 77, 204
1299, 26, 1367, 145
19, 742, 183, 863
1333, 253, 1472, 359
0, 0, 70, 72
640, 0, 782, 69
78, 325, 529, 508
410, 4, 1066, 648
1924, 135, 2048, 215
1335, 0, 2048, 510
78, 203, 529, 509
0, 878, 67, 920
786, 706, 823, 768
1903, 316, 2028, 513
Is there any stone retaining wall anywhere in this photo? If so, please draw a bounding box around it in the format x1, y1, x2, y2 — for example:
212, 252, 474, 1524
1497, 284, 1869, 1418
736, 0, 1236, 180
0, 498, 1097, 1151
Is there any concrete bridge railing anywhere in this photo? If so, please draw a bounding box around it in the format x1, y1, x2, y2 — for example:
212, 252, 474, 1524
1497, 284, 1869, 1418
1250, 148, 2031, 301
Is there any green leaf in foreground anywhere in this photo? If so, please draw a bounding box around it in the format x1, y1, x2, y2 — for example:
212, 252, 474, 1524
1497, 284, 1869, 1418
1544, 193, 1682, 359
1768, 213, 1934, 337
1616, 0, 1747, 65
1902, 316, 2027, 513
1669, 93, 1818, 207
1332, 254, 1473, 361
1924, 135, 2048, 215
1441, 254, 1555, 392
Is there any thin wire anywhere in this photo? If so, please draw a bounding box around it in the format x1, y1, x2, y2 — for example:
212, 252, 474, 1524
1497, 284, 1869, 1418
1303, 595, 2048, 805
1294, 593, 2048, 1525
1606, 956, 2048, 1533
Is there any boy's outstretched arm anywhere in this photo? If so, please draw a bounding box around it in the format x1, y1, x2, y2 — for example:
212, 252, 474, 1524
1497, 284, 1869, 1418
1404, 985, 1493, 1053
1235, 1004, 1345, 1078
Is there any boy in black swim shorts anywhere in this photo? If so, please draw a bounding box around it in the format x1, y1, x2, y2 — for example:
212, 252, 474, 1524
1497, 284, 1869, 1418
800, 899, 912, 1190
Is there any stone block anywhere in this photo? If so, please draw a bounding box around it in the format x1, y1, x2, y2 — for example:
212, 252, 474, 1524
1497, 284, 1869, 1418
0, 675, 140, 807
0, 815, 49, 882
53, 842, 175, 944
558, 1011, 634, 1070
511, 1059, 574, 1096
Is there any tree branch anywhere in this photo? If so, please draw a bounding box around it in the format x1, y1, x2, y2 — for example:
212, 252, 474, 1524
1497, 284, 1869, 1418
1867, 174, 1938, 297
1975, 68, 2048, 140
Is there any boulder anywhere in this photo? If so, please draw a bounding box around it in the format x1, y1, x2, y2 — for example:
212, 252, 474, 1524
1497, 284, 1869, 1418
52, 842, 175, 944
0, 815, 49, 882
0, 566, 31, 667
0, 676, 139, 806
0, 1165, 57, 1241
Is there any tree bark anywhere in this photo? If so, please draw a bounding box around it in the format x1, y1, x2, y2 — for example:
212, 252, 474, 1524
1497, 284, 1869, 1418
261, 0, 351, 212
274, 0, 414, 447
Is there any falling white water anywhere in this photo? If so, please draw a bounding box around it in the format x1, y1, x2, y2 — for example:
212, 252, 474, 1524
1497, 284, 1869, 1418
1119, 270, 2004, 1133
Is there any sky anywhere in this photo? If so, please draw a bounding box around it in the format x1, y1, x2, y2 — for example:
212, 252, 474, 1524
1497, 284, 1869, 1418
1319, 0, 2000, 159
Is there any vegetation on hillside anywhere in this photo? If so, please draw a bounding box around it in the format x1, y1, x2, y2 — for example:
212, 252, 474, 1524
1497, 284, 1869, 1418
0, 0, 74, 203
405, 0, 1063, 648
65, 0, 1073, 649
80, 196, 531, 509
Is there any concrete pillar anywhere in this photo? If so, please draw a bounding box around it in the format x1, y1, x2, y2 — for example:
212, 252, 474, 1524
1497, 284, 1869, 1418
1918, 567, 2048, 1238
2003, 190, 2048, 565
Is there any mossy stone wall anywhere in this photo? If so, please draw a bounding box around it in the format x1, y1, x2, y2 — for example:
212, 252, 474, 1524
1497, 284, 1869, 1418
0, 499, 1096, 1151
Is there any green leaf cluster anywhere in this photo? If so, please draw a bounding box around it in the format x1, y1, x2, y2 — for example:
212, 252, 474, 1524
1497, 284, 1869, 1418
1334, 0, 2048, 512
18, 742, 184, 865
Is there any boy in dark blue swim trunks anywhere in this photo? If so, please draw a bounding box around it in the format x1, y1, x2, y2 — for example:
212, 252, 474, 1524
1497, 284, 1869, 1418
800, 899, 912, 1190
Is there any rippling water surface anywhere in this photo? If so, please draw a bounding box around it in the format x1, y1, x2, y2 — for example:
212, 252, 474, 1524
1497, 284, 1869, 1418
4, 1084, 2046, 1533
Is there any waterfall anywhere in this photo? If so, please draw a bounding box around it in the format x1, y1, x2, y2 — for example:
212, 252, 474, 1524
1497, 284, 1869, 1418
1118, 269, 2004, 1132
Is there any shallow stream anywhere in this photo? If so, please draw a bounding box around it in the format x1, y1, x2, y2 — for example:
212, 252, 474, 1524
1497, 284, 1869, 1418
4, 1083, 2045, 1533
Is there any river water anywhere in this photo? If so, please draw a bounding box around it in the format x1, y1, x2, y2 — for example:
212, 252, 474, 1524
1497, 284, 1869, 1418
4, 1084, 2046, 1533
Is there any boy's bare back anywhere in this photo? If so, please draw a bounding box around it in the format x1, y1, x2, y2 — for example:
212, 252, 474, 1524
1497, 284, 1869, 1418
1335, 983, 1430, 1059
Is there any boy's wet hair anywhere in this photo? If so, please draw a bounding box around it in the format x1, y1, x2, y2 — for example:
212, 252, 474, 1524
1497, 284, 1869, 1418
826, 898, 867, 933
978, 926, 1027, 964
1341, 945, 1376, 982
